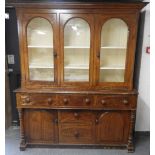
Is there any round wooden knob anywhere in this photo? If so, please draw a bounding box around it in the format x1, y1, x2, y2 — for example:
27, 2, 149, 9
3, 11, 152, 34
47, 98, 52, 104
63, 98, 68, 104
74, 131, 80, 138
95, 119, 99, 124
101, 99, 106, 105
85, 98, 90, 105
74, 112, 79, 119
123, 99, 128, 104
25, 97, 30, 103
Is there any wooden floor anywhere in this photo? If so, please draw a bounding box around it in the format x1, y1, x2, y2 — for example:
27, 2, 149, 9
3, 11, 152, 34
5, 126, 150, 155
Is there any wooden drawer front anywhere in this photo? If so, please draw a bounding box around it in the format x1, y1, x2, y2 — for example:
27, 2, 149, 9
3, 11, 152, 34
19, 94, 57, 107
59, 123, 94, 144
59, 111, 94, 124
58, 95, 93, 108
95, 95, 135, 109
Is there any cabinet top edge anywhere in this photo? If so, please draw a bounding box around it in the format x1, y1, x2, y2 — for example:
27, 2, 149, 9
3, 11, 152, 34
14, 88, 138, 95
6, 2, 148, 10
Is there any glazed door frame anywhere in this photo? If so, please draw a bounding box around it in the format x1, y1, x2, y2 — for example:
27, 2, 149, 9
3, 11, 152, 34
17, 9, 59, 88
59, 13, 95, 87
94, 13, 139, 90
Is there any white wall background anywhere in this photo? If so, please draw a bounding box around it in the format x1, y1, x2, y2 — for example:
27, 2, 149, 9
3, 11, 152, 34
135, 1, 150, 131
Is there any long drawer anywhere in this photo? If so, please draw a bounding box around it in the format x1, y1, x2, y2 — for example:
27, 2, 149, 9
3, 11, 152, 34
94, 95, 137, 110
16, 93, 57, 108
59, 111, 95, 124
57, 95, 93, 108
59, 123, 95, 144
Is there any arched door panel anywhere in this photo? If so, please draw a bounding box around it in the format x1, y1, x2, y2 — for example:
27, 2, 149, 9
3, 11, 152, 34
96, 111, 130, 143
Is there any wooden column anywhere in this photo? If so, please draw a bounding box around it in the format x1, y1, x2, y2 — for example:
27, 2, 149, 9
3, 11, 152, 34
128, 110, 136, 153
18, 108, 26, 151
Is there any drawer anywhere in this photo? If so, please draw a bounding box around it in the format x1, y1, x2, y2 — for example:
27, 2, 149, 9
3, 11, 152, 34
57, 95, 93, 108
59, 123, 94, 144
95, 95, 137, 109
17, 94, 57, 107
59, 111, 95, 124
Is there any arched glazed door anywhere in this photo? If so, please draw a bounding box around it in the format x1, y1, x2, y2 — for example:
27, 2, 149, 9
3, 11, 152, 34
60, 14, 94, 87
94, 15, 138, 89
21, 13, 58, 88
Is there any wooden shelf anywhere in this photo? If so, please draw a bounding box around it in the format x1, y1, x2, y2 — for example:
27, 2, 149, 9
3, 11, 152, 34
64, 46, 90, 49
100, 66, 125, 70
64, 65, 89, 69
29, 65, 54, 69
101, 46, 126, 49
28, 45, 53, 48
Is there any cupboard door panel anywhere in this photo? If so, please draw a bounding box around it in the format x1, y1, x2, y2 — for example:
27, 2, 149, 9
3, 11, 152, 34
60, 14, 94, 87
25, 109, 58, 143
25, 110, 42, 141
96, 111, 130, 144
42, 111, 57, 142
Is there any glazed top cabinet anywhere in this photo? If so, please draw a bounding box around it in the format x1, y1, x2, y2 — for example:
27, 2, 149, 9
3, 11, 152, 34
16, 2, 147, 90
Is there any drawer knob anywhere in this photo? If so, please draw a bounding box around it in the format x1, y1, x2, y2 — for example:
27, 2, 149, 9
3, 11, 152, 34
123, 99, 128, 104
74, 131, 80, 138
63, 98, 68, 104
74, 112, 79, 119
85, 98, 90, 104
95, 119, 99, 124
53, 118, 58, 124
101, 99, 106, 105
25, 97, 30, 103
47, 98, 52, 104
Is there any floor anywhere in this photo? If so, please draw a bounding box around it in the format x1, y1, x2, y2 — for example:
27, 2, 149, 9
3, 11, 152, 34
5, 126, 150, 155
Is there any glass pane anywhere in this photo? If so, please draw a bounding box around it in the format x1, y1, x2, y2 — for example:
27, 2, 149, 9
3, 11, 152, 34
27, 17, 54, 81
64, 18, 90, 82
99, 18, 129, 82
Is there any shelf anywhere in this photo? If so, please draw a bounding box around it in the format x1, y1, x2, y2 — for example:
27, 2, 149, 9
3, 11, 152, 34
64, 65, 89, 69
29, 65, 54, 69
30, 78, 54, 81
64, 77, 89, 81
101, 46, 126, 49
28, 45, 53, 48
64, 46, 90, 49
100, 66, 125, 70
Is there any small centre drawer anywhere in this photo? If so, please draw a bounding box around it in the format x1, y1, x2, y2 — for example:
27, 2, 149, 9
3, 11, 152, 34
59, 111, 95, 123
19, 94, 57, 107
58, 95, 93, 108
59, 123, 94, 144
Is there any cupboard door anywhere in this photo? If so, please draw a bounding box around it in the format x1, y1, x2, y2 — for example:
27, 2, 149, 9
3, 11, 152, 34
25, 109, 58, 143
60, 14, 94, 87
22, 13, 58, 87
94, 14, 139, 89
96, 111, 130, 144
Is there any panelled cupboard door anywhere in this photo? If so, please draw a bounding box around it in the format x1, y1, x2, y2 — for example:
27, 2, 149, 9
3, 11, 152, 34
60, 14, 94, 87
96, 111, 130, 144
20, 12, 59, 88
94, 14, 139, 90
24, 109, 58, 143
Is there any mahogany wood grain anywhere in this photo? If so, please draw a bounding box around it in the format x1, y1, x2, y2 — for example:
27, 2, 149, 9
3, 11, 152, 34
14, 1, 147, 152
95, 111, 130, 144
59, 123, 95, 144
